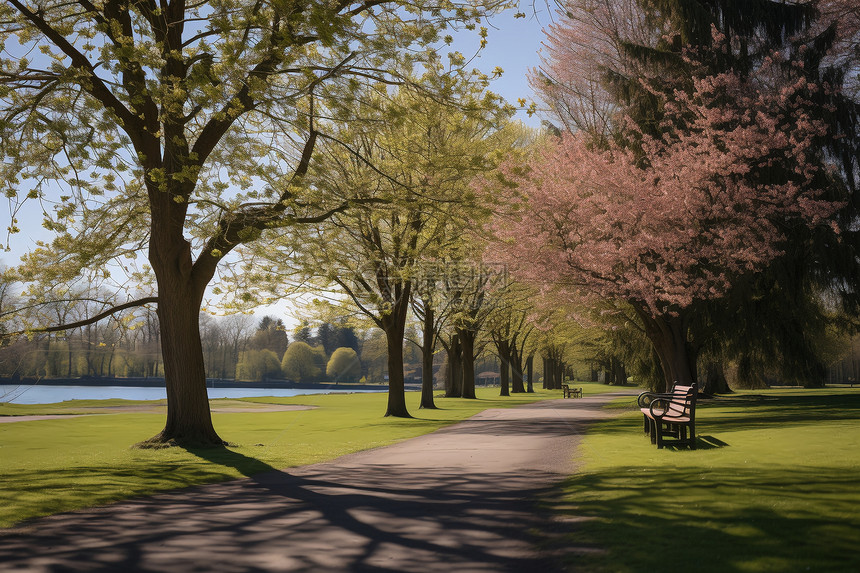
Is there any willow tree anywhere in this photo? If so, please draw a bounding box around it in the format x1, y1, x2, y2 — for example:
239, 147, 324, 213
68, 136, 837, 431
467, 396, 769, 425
0, 0, 509, 445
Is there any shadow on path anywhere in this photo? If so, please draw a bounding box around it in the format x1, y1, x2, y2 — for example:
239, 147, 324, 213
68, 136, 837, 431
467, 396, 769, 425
0, 392, 637, 572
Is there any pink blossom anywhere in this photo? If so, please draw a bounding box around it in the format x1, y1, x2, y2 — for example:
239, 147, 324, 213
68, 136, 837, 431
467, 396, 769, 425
482, 61, 842, 319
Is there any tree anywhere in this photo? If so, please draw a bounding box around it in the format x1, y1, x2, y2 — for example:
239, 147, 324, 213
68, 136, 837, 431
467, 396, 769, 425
315, 322, 339, 356
409, 259, 461, 408
254, 80, 511, 416
533, 0, 658, 141
248, 316, 288, 358
0, 0, 509, 445
293, 323, 314, 345
326, 347, 361, 383
486, 282, 535, 395
441, 259, 505, 398
235, 349, 282, 381
281, 341, 323, 383
489, 50, 841, 391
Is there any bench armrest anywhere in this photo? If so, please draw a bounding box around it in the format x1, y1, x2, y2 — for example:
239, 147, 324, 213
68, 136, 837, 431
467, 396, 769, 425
637, 391, 675, 408
649, 396, 692, 419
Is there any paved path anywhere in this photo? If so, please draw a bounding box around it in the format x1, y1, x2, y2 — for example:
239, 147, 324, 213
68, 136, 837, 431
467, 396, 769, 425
0, 391, 637, 572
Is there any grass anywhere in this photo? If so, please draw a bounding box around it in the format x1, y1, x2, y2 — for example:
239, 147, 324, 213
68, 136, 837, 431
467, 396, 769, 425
546, 387, 860, 573
0, 386, 567, 528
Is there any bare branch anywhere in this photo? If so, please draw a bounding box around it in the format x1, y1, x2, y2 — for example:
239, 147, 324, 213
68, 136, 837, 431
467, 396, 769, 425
2, 297, 158, 338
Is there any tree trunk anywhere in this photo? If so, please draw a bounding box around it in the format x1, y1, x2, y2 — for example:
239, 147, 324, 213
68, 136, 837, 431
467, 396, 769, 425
419, 306, 437, 409
699, 359, 731, 395
143, 277, 222, 446
635, 308, 696, 392
139, 200, 224, 447
381, 287, 412, 418
610, 356, 627, 386
67, 336, 73, 377
526, 355, 534, 393
459, 328, 477, 399
510, 345, 526, 393
554, 359, 564, 389
498, 343, 510, 397
446, 334, 463, 397
383, 322, 411, 417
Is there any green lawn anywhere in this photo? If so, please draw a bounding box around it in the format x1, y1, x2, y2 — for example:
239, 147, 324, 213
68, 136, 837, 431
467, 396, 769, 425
0, 387, 563, 528
547, 388, 860, 573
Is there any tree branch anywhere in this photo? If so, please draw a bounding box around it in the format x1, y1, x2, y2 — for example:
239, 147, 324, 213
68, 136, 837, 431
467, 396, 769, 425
2, 297, 158, 338
6, 0, 142, 146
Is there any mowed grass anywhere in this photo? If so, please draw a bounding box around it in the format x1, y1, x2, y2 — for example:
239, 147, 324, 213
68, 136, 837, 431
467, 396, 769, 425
0, 387, 566, 528
548, 388, 860, 573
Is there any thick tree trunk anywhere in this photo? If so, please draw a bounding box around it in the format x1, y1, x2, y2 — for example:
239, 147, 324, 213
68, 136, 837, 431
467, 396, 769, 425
459, 328, 477, 399
635, 308, 696, 392
143, 272, 222, 447
419, 306, 437, 409
378, 277, 413, 417
384, 326, 410, 417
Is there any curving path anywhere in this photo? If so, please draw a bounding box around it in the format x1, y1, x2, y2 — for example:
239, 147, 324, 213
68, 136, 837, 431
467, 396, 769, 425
0, 391, 637, 572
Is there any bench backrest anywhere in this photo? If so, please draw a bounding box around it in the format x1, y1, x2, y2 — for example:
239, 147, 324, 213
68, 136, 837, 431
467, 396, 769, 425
664, 384, 696, 420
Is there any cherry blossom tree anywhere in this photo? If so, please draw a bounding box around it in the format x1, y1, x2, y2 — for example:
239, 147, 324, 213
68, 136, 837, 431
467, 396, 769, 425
488, 54, 842, 390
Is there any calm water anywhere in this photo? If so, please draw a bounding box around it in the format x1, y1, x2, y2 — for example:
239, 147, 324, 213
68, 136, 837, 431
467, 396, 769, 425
0, 385, 384, 405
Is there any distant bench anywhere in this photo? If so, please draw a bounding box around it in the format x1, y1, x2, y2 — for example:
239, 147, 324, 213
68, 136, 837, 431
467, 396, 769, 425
562, 384, 582, 399
637, 383, 697, 449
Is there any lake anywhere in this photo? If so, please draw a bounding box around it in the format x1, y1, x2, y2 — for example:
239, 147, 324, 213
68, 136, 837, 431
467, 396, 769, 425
0, 384, 385, 405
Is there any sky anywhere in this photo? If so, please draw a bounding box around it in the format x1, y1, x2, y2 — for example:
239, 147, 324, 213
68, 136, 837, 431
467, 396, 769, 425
458, 6, 553, 126
0, 6, 554, 325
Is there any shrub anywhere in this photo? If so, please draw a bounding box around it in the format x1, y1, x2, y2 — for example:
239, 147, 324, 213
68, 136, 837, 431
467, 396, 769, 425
326, 347, 362, 383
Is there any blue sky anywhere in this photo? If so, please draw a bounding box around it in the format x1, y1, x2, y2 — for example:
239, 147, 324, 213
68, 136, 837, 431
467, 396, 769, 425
455, 7, 552, 126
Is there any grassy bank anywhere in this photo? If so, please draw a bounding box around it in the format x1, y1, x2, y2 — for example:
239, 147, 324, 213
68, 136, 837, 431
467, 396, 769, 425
548, 388, 860, 573
0, 387, 570, 528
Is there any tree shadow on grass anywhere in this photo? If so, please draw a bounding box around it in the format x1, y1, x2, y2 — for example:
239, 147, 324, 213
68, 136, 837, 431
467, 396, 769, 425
538, 465, 860, 573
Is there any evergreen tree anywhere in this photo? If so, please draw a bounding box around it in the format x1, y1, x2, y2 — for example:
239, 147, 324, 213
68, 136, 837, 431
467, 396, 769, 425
248, 316, 289, 358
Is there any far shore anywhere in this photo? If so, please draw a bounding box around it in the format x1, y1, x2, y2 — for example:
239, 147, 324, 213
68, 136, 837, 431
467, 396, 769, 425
0, 376, 420, 391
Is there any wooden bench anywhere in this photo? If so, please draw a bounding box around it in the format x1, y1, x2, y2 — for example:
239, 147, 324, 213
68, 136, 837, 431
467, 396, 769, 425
638, 383, 697, 449
562, 384, 582, 398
